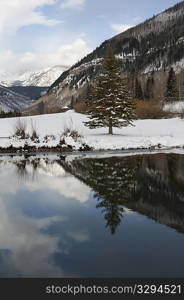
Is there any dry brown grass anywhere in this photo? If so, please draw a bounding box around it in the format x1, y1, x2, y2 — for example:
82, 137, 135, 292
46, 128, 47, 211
73, 102, 89, 113
44, 106, 70, 114
135, 99, 172, 119
179, 108, 184, 119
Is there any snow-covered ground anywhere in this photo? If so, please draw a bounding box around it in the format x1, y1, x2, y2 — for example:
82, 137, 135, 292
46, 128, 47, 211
0, 110, 184, 151
163, 101, 184, 113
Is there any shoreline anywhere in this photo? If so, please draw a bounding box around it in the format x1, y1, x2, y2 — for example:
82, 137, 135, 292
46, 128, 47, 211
0, 145, 183, 157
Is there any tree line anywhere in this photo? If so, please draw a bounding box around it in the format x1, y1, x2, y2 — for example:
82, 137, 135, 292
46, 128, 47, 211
134, 67, 179, 102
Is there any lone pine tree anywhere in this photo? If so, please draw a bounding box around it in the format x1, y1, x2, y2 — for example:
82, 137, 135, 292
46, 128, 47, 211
165, 67, 178, 102
84, 47, 135, 135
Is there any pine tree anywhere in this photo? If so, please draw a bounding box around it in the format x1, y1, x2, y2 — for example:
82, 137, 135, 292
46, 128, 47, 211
165, 67, 178, 102
135, 78, 143, 99
84, 47, 135, 135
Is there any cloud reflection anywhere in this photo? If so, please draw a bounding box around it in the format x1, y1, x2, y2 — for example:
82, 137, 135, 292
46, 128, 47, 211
0, 158, 91, 277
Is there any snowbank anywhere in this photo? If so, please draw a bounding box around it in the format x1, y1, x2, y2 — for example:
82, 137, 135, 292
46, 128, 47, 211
0, 110, 184, 151
163, 101, 184, 113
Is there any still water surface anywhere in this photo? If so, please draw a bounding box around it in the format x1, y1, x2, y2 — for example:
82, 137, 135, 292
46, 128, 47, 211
0, 152, 184, 277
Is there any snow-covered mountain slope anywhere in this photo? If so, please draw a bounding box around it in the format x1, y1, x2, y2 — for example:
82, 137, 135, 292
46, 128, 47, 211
8, 86, 48, 101
0, 71, 14, 87
0, 66, 67, 88
0, 80, 12, 87
0, 66, 66, 102
24, 1, 184, 115
17, 65, 66, 87
0, 86, 34, 112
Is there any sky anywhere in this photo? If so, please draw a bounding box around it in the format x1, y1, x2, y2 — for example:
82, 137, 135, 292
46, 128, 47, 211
0, 0, 181, 79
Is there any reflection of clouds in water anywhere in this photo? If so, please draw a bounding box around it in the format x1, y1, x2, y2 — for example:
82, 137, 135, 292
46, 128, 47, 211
27, 176, 90, 204
0, 160, 91, 203
32, 160, 91, 203
0, 160, 91, 277
34, 161, 66, 177
67, 231, 90, 242
0, 196, 63, 277
0, 164, 20, 196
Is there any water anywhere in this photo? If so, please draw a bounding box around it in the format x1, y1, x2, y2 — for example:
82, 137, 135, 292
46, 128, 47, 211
0, 152, 184, 277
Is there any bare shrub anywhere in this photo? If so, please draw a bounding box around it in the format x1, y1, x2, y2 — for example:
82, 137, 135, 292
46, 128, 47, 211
13, 118, 28, 139
30, 119, 39, 142
62, 127, 82, 142
61, 118, 83, 143
135, 100, 172, 119
44, 134, 56, 143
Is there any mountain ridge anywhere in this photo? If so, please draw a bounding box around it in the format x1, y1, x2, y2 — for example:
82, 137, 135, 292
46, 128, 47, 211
0, 66, 66, 107
24, 1, 184, 115
0, 85, 34, 113
0, 65, 66, 88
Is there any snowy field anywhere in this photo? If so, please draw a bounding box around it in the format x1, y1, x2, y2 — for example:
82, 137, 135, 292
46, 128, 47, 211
0, 110, 184, 151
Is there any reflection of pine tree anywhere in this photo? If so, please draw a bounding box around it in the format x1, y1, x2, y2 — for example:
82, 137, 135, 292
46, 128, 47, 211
83, 157, 140, 234
96, 198, 124, 235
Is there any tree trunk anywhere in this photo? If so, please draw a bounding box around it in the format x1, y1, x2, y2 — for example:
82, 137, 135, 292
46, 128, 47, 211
109, 119, 113, 135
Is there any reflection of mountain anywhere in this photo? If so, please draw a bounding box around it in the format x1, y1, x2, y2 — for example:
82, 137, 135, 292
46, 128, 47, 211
6, 153, 184, 234
134, 154, 184, 232
60, 153, 184, 234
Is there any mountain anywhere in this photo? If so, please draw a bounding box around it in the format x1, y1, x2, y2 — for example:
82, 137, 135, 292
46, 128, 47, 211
8, 86, 48, 101
24, 1, 184, 115
0, 85, 34, 113
0, 66, 66, 104
0, 65, 67, 88
14, 65, 67, 87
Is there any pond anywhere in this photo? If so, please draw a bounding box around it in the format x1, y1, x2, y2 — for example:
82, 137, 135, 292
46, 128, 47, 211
0, 151, 184, 277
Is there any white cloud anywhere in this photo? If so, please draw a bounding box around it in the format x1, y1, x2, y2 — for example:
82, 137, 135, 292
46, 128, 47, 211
0, 39, 91, 80
0, 1, 91, 80
111, 24, 133, 34
61, 0, 85, 9
0, 0, 62, 39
